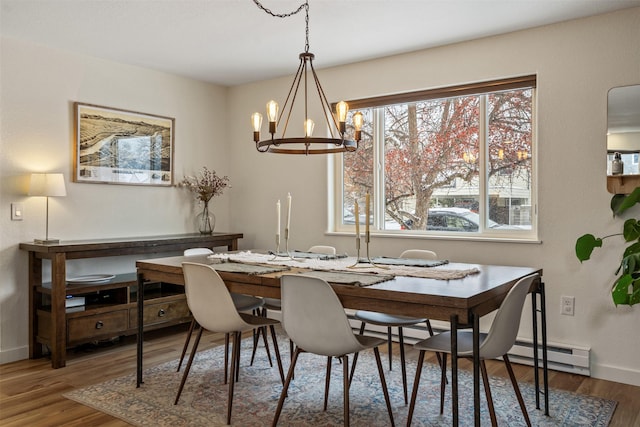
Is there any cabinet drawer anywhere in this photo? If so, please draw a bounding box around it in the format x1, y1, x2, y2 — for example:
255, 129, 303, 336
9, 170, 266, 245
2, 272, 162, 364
67, 310, 128, 344
130, 298, 190, 327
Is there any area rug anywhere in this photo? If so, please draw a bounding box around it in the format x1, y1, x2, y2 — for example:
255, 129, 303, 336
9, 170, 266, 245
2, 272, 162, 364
64, 337, 616, 426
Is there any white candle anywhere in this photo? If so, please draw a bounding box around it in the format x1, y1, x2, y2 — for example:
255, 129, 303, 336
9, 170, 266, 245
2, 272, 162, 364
276, 199, 281, 237
365, 193, 370, 234
354, 200, 360, 237
286, 193, 292, 231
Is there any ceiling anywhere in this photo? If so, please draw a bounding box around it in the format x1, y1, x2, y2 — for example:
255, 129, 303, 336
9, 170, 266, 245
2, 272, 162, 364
1, 0, 639, 86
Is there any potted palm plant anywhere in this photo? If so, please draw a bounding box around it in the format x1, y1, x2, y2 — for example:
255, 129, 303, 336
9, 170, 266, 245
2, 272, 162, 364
575, 187, 640, 306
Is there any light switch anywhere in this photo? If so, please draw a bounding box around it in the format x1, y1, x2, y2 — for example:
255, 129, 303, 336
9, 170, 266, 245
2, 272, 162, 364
11, 203, 23, 221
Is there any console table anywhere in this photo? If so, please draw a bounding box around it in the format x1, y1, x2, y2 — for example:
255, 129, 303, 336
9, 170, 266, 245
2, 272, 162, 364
19, 232, 243, 368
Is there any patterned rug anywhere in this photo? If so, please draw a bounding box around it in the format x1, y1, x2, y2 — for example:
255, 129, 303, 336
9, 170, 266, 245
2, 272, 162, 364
64, 337, 616, 426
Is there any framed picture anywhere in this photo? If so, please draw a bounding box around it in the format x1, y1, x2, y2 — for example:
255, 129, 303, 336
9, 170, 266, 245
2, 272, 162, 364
73, 103, 175, 186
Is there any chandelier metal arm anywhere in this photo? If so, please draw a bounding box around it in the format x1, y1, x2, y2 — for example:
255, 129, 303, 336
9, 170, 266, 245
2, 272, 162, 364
280, 56, 306, 138
309, 60, 341, 139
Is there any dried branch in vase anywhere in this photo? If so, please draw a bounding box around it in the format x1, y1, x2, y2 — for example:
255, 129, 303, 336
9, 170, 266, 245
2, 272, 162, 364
180, 167, 230, 203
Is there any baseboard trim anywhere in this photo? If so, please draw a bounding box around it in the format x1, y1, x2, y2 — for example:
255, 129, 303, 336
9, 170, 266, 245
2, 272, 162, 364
591, 363, 640, 387
0, 345, 28, 365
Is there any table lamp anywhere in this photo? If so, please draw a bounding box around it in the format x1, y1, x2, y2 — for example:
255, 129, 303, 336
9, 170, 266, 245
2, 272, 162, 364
29, 173, 66, 244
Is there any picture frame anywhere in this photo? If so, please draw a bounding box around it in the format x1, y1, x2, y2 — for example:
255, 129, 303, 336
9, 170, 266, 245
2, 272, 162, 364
73, 102, 175, 186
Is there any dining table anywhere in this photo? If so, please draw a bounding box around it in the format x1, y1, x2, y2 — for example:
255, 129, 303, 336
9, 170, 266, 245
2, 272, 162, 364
135, 251, 548, 426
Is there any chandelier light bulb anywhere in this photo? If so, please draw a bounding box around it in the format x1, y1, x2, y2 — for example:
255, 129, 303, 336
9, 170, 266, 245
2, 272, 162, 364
266, 100, 278, 134
251, 112, 263, 132
266, 100, 279, 122
251, 112, 263, 142
336, 101, 349, 133
353, 111, 363, 141
352, 111, 363, 131
304, 119, 315, 137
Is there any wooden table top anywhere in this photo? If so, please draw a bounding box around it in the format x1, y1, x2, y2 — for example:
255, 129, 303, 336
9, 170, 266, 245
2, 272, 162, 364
136, 255, 542, 324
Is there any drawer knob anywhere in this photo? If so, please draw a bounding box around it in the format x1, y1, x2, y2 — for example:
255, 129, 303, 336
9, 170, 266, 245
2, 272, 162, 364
158, 308, 166, 317
95, 320, 104, 329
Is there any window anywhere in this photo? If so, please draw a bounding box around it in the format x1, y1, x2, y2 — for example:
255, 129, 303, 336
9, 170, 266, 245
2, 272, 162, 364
334, 76, 536, 239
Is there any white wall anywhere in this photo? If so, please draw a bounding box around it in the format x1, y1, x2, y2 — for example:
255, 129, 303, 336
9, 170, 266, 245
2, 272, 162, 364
228, 8, 640, 385
1, 8, 639, 387
0, 37, 231, 362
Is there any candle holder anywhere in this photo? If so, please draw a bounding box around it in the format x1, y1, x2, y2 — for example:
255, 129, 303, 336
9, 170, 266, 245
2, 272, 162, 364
348, 236, 362, 268
271, 228, 294, 260
348, 231, 389, 269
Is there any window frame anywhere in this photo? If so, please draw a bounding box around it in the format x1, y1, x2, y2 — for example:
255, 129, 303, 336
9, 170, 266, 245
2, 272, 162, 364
331, 76, 538, 242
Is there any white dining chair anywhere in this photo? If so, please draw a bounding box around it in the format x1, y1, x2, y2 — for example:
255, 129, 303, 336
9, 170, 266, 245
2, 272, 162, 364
406, 273, 538, 427
177, 248, 270, 379
175, 262, 285, 425
272, 274, 395, 427
399, 249, 437, 260
350, 249, 442, 404
262, 245, 336, 312
308, 245, 337, 255
261, 245, 338, 368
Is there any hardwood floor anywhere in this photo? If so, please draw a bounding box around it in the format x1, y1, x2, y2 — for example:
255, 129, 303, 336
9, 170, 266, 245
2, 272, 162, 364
1, 325, 639, 426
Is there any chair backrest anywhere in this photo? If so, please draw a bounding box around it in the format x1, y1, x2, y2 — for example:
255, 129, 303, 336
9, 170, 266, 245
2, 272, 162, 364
181, 262, 249, 333
479, 274, 539, 359
308, 245, 336, 255
400, 249, 437, 260
281, 274, 361, 357
184, 247, 214, 256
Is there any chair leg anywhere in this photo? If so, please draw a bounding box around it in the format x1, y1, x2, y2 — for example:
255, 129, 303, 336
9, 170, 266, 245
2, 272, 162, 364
261, 325, 273, 366
373, 347, 396, 427
324, 356, 332, 411
174, 327, 204, 405
407, 349, 425, 427
504, 354, 532, 427
398, 326, 408, 405
342, 354, 350, 427
268, 324, 285, 384
289, 339, 295, 380
480, 360, 498, 427
425, 319, 447, 385
227, 331, 241, 425
224, 333, 229, 384
251, 309, 274, 367
272, 347, 302, 427
387, 326, 393, 371
348, 321, 366, 386
440, 353, 448, 414
177, 319, 197, 372
250, 327, 259, 365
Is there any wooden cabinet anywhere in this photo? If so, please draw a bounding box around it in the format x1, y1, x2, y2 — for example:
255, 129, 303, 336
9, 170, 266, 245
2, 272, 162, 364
20, 233, 243, 368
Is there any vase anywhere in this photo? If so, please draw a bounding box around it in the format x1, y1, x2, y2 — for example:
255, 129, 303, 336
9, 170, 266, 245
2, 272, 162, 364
196, 201, 215, 234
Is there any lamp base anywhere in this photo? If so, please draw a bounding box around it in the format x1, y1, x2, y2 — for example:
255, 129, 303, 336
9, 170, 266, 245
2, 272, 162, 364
34, 238, 60, 245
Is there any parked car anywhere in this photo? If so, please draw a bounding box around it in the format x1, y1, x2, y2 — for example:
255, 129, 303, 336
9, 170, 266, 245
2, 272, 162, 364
425, 207, 498, 232
399, 207, 503, 232
349, 206, 515, 232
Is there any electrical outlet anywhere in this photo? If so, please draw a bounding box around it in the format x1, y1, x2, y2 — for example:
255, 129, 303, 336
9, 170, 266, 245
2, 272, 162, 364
561, 295, 575, 316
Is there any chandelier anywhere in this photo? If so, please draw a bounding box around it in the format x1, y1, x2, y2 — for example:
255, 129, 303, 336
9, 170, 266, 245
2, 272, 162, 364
251, 0, 362, 155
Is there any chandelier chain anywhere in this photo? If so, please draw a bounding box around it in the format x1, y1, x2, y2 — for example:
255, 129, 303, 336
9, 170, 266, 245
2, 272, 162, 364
253, 0, 310, 53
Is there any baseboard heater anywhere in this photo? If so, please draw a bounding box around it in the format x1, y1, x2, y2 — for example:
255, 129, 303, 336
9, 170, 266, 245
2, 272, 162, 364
347, 317, 591, 376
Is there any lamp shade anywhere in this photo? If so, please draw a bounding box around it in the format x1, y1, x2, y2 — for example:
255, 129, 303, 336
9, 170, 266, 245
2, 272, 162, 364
29, 173, 67, 197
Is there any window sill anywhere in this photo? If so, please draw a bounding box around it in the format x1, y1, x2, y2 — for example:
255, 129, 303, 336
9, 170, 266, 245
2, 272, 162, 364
326, 230, 541, 244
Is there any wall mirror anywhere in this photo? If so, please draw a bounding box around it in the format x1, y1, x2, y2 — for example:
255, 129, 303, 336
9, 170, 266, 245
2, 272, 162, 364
607, 85, 640, 175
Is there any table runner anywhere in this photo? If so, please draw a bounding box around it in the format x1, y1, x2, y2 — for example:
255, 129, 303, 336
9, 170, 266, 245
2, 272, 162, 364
369, 256, 448, 267
208, 251, 480, 280
270, 250, 349, 260
296, 270, 394, 287
206, 261, 290, 275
